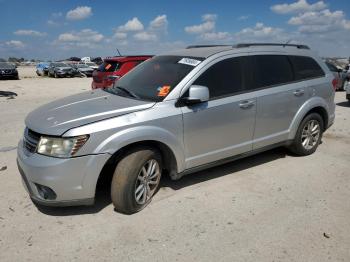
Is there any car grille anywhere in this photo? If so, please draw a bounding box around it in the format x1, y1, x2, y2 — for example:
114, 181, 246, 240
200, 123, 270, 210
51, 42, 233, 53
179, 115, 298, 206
0, 69, 13, 74
23, 128, 41, 154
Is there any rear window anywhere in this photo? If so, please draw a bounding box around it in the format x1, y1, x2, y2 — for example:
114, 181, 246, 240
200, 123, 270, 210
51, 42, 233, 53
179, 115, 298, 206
253, 55, 294, 88
98, 61, 121, 72
289, 56, 325, 80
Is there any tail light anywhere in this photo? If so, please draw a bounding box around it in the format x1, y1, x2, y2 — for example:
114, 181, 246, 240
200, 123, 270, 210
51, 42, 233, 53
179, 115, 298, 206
332, 78, 338, 91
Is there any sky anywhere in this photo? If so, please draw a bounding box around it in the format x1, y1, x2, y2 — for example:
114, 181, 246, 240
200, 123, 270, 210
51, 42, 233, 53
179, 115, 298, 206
0, 0, 350, 60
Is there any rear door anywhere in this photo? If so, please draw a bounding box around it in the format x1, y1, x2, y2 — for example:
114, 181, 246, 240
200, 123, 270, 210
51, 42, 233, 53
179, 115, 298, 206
181, 56, 257, 169
251, 55, 309, 149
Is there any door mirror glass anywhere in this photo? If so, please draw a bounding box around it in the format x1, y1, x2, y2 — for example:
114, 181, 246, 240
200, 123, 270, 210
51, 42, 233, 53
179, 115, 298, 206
181, 85, 209, 105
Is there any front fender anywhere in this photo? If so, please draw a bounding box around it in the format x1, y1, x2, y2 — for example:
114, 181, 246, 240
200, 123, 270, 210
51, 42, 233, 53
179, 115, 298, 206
93, 126, 186, 172
288, 97, 330, 140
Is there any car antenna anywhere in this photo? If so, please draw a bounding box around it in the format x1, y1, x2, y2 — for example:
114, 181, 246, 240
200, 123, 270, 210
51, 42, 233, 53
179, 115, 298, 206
116, 48, 122, 56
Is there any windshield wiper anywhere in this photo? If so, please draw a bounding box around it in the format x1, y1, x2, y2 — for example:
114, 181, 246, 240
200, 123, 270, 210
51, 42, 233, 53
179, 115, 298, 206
115, 86, 140, 99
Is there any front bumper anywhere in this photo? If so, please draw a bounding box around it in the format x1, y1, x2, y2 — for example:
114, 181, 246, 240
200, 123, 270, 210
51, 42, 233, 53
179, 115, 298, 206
0, 72, 18, 78
17, 140, 110, 206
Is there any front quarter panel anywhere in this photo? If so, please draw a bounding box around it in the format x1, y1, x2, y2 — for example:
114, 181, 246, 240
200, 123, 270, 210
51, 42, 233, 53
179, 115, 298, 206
64, 101, 186, 172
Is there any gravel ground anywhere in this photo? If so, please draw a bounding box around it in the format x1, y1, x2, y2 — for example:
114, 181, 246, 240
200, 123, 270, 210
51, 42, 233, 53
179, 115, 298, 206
0, 67, 349, 262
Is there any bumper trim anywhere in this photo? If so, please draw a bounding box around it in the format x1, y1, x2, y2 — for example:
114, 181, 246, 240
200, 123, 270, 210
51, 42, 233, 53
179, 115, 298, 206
31, 196, 94, 207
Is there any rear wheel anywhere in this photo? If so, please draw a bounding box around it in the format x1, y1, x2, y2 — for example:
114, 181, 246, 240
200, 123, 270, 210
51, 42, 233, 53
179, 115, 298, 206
289, 113, 324, 156
111, 147, 162, 214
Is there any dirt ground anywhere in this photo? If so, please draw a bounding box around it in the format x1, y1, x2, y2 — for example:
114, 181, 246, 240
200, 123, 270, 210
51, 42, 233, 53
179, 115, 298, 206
0, 67, 349, 262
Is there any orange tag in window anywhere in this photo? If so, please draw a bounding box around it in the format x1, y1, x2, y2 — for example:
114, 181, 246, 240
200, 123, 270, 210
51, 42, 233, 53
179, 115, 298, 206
105, 64, 112, 70
157, 86, 171, 97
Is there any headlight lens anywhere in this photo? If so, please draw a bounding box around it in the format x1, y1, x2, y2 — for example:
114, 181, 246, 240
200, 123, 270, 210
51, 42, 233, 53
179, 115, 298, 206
37, 135, 89, 158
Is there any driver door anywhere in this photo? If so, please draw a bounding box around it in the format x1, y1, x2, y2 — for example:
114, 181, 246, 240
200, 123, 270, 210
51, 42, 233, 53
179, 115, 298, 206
181, 56, 257, 169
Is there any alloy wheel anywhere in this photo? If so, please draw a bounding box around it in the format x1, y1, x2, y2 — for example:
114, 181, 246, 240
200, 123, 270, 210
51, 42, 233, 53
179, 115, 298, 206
301, 120, 320, 150
134, 159, 161, 205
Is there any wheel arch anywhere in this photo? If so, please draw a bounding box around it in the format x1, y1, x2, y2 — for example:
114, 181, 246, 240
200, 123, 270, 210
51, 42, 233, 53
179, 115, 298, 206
288, 98, 330, 140
95, 140, 179, 195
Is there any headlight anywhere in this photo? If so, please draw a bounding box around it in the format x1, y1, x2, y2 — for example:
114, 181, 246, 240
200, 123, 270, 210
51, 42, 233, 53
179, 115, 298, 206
37, 135, 89, 158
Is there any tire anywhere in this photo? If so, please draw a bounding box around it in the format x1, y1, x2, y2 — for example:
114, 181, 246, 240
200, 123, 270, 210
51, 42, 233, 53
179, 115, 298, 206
289, 113, 324, 156
111, 147, 162, 214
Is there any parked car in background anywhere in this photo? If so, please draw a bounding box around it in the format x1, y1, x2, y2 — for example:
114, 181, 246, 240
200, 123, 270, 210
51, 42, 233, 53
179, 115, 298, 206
82, 62, 99, 70
346, 81, 350, 103
91, 56, 152, 89
325, 61, 346, 91
0, 62, 19, 80
71, 64, 94, 77
17, 43, 335, 214
48, 62, 75, 78
36, 62, 49, 76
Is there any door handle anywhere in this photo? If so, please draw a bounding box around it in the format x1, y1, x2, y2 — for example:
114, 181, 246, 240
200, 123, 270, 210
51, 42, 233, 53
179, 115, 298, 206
293, 89, 305, 96
239, 100, 255, 109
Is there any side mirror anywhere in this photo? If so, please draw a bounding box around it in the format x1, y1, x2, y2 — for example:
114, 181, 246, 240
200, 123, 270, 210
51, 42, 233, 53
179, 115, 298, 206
180, 85, 209, 106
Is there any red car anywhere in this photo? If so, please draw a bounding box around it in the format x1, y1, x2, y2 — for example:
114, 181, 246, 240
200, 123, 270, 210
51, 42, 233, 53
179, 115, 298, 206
91, 55, 153, 89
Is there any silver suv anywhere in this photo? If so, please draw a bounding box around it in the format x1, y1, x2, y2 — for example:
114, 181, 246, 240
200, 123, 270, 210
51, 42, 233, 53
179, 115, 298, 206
17, 43, 335, 214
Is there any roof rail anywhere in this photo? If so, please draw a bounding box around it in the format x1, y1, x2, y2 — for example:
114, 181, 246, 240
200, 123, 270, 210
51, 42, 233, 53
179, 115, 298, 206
186, 45, 231, 49
234, 43, 310, 50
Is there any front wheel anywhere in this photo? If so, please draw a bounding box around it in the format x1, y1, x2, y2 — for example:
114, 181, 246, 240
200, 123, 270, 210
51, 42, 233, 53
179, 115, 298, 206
111, 147, 162, 214
289, 113, 324, 156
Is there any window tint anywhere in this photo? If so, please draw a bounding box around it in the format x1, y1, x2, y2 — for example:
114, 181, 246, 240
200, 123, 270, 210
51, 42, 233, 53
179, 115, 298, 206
193, 57, 245, 99
289, 56, 324, 80
253, 55, 293, 88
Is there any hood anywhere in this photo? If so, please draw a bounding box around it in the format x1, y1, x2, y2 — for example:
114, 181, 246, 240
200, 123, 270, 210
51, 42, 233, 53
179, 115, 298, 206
25, 89, 155, 136
0, 66, 16, 70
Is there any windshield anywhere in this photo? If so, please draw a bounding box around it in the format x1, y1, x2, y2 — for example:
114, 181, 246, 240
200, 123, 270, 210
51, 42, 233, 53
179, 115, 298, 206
98, 61, 120, 72
104, 56, 203, 102
0, 62, 15, 69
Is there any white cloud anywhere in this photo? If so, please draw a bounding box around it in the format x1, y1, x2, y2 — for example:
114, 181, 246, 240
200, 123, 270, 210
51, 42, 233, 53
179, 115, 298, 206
288, 9, 350, 33
118, 17, 144, 32
149, 15, 168, 32
200, 32, 231, 41
66, 6, 92, 20
133, 31, 157, 42
271, 0, 327, 14
52, 12, 63, 18
58, 29, 103, 43
238, 15, 250, 21
235, 23, 288, 42
5, 40, 25, 48
55, 29, 104, 50
114, 32, 127, 40
47, 20, 59, 26
14, 30, 46, 37
184, 14, 216, 34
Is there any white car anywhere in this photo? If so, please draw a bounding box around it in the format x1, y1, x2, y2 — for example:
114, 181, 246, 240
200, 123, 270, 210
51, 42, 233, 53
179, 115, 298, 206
84, 62, 98, 70
346, 81, 350, 103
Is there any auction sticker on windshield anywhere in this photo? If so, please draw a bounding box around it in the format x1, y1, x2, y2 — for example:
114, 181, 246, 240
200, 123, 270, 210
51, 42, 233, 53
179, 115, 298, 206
178, 58, 201, 67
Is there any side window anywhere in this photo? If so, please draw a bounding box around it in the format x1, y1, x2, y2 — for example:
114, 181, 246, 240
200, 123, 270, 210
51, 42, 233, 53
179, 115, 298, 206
193, 57, 245, 99
289, 56, 325, 80
253, 55, 294, 88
